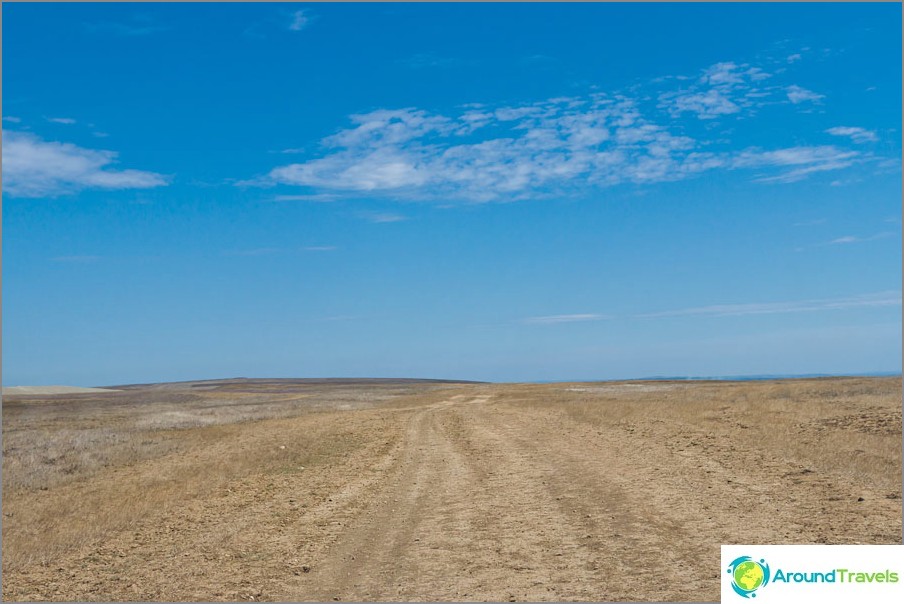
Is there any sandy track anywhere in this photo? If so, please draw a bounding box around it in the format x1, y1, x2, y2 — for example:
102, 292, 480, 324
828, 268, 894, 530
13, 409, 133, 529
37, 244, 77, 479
3, 380, 900, 601
279, 394, 597, 601
286, 390, 899, 601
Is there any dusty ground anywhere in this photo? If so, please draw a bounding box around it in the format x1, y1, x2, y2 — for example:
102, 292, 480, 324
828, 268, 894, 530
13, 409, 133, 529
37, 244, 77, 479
2, 377, 901, 601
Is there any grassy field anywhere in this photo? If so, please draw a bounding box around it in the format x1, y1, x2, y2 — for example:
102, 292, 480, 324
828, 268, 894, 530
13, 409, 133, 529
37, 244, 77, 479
2, 376, 901, 601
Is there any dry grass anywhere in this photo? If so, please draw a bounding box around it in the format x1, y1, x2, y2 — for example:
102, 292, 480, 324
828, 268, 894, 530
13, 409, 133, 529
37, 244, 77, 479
1, 377, 900, 601
502, 376, 902, 493
3, 416, 374, 571
1, 380, 459, 572
2, 382, 450, 493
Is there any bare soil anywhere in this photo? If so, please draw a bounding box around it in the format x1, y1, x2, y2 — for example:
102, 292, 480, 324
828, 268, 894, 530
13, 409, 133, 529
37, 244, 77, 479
2, 377, 901, 601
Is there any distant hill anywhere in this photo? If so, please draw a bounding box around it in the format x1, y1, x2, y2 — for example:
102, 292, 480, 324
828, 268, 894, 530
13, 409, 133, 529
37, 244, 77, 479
107, 377, 488, 390
2, 386, 122, 396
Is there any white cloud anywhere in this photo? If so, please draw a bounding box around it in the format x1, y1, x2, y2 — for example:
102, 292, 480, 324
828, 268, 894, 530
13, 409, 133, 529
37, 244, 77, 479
826, 126, 878, 144
667, 89, 740, 119
255, 101, 864, 198
786, 85, 824, 104
303, 246, 337, 252
249, 57, 887, 201
828, 232, 894, 245
830, 236, 858, 245
289, 10, 309, 31
733, 146, 852, 167
273, 193, 339, 202
787, 53, 802, 63
527, 292, 901, 324
525, 314, 608, 325
659, 62, 823, 117
257, 100, 730, 201
3, 116, 21, 123
732, 146, 859, 183
829, 177, 862, 187
325, 108, 456, 147
659, 61, 773, 120
2, 131, 170, 198
637, 291, 901, 319
46, 117, 76, 125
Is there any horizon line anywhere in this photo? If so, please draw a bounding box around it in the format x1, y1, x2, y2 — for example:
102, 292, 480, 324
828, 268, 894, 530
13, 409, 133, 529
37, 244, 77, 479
3, 370, 901, 391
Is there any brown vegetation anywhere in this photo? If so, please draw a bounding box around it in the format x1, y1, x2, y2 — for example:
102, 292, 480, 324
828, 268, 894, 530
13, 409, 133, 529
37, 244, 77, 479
2, 376, 900, 601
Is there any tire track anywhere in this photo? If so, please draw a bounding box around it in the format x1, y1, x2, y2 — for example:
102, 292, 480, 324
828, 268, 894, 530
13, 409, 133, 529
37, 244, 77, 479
291, 394, 627, 601
463, 402, 715, 600
284, 397, 482, 600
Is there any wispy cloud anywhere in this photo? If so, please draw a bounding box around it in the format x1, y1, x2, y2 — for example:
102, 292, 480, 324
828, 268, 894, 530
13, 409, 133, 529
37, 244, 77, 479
829, 236, 858, 245
2, 131, 170, 198
826, 126, 878, 144
637, 291, 901, 319
785, 85, 824, 104
829, 177, 863, 187
46, 117, 76, 125
659, 61, 771, 120
288, 10, 309, 31
252, 102, 721, 200
248, 56, 889, 202
732, 146, 859, 183
303, 245, 337, 252
827, 232, 895, 245
272, 193, 338, 202
524, 313, 608, 325
526, 291, 901, 323
665, 89, 740, 119
3, 116, 22, 123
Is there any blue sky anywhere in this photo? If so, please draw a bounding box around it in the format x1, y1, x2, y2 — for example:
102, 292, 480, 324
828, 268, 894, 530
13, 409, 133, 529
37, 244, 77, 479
2, 2, 901, 385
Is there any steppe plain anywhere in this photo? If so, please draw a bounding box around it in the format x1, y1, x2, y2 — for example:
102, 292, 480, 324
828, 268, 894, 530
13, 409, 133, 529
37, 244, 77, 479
2, 376, 901, 601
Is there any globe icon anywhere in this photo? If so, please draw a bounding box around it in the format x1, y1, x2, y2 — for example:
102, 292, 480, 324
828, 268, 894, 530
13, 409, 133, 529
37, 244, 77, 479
733, 560, 765, 592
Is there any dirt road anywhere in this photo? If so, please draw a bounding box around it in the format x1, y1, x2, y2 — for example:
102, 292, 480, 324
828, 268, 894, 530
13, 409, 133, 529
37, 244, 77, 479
3, 379, 901, 601
289, 393, 711, 602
